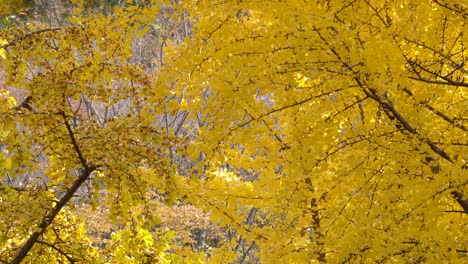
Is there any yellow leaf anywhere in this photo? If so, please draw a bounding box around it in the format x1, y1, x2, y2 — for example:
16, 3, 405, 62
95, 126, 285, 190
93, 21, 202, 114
0, 38, 7, 59
4, 158, 12, 169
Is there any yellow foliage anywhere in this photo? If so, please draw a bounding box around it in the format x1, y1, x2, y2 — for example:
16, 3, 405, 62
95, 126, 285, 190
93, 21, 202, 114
0, 0, 467, 263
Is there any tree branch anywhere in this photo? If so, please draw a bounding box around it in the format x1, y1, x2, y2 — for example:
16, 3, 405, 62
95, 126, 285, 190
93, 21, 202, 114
0, 28, 62, 49
408, 76, 468, 88
451, 191, 468, 212
11, 114, 95, 263
60, 111, 89, 169
11, 166, 94, 264
36, 240, 77, 263
312, 26, 453, 163
431, 0, 468, 18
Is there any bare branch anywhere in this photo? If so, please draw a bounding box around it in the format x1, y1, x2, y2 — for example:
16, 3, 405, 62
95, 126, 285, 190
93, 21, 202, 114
36, 240, 77, 263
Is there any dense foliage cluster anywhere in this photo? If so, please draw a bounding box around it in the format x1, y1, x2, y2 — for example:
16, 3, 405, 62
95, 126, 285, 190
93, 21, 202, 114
0, 0, 467, 263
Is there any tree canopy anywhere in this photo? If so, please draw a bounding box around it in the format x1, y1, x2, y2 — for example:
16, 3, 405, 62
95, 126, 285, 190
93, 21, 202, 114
0, 0, 467, 263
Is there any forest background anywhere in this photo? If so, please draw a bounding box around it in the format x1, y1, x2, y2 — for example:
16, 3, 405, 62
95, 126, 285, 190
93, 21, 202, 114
0, 0, 467, 263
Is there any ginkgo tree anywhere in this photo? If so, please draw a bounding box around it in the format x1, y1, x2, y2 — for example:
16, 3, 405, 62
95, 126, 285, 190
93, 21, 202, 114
1, 0, 467, 263
0, 2, 185, 263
